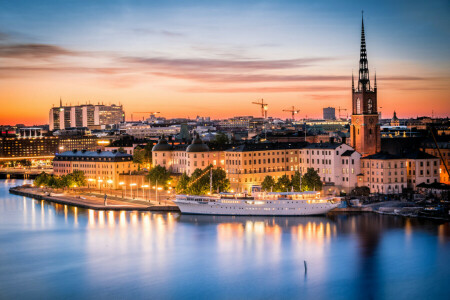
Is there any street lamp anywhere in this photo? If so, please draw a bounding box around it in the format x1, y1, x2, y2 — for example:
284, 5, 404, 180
142, 184, 149, 201
98, 179, 103, 193
88, 178, 95, 192
119, 182, 125, 199
130, 183, 137, 199
107, 179, 113, 195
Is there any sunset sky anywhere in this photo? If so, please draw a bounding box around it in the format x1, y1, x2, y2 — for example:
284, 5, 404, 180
0, 0, 449, 125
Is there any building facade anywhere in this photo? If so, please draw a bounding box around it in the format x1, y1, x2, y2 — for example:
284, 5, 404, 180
323, 107, 336, 120
49, 102, 124, 131
53, 150, 137, 189
404, 151, 440, 189
361, 153, 407, 194
350, 16, 381, 156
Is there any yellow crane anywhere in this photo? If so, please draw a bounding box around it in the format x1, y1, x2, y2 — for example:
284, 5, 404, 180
283, 106, 300, 121
252, 99, 268, 119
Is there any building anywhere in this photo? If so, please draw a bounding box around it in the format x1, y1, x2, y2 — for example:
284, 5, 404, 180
404, 151, 440, 190
224, 142, 306, 192
361, 153, 407, 194
299, 142, 361, 193
152, 134, 225, 175
0, 136, 59, 159
350, 16, 381, 156
58, 136, 100, 153
323, 107, 336, 120
49, 101, 124, 131
124, 124, 180, 139
390, 111, 400, 126
423, 141, 449, 184
53, 150, 137, 189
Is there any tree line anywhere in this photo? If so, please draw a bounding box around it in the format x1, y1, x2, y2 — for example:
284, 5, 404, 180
34, 171, 86, 189
261, 168, 323, 192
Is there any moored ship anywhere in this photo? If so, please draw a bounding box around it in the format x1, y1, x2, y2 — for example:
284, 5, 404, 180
175, 191, 340, 216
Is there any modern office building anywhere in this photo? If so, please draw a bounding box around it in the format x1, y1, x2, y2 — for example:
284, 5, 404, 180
323, 107, 336, 120
49, 101, 125, 131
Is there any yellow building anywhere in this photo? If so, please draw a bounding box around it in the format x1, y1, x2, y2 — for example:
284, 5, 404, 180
53, 149, 137, 189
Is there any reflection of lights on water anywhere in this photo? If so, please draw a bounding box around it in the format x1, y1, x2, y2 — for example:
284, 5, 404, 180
291, 222, 335, 245
131, 212, 138, 227
98, 211, 105, 228
405, 218, 412, 241
64, 205, 68, 223
119, 211, 127, 229
41, 200, 45, 226
88, 209, 95, 228
73, 207, 78, 226
108, 211, 115, 227
218, 223, 244, 240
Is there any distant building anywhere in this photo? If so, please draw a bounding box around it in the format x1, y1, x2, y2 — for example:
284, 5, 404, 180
423, 141, 450, 184
390, 111, 400, 126
323, 107, 336, 120
0, 136, 59, 158
124, 124, 180, 139
53, 150, 137, 189
404, 151, 440, 190
49, 101, 124, 131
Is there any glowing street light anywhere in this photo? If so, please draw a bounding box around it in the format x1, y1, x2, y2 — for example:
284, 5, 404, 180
130, 183, 137, 199
119, 182, 125, 199
98, 179, 103, 193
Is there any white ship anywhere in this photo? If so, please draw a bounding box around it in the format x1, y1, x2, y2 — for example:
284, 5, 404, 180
174, 191, 340, 216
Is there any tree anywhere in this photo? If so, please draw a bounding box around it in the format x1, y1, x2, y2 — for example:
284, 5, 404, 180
70, 170, 86, 187
143, 143, 153, 166
214, 132, 229, 145
186, 168, 211, 195
350, 186, 370, 197
133, 146, 145, 170
117, 147, 125, 153
146, 165, 172, 189
275, 175, 292, 192
176, 172, 190, 194
301, 168, 322, 191
211, 167, 230, 193
34, 172, 51, 187
261, 175, 275, 192
290, 171, 301, 192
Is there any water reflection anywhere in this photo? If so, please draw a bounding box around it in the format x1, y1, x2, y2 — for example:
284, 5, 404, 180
0, 179, 449, 300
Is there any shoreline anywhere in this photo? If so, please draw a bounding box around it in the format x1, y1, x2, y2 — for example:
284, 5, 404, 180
9, 186, 181, 212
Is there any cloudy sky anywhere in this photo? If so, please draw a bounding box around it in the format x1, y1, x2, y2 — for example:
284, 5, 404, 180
0, 0, 449, 125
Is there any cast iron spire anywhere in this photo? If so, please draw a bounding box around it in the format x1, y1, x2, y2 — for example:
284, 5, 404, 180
358, 11, 370, 91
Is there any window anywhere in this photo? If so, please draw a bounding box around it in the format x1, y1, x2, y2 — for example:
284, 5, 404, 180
356, 98, 361, 114
368, 99, 372, 113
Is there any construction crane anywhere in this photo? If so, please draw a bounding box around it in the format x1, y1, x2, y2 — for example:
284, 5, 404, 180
338, 106, 348, 120
131, 112, 160, 121
283, 106, 300, 121
252, 99, 268, 119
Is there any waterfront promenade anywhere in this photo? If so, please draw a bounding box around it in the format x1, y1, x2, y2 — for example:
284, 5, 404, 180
9, 186, 180, 212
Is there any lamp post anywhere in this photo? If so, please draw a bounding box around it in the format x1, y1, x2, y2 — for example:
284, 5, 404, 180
119, 182, 124, 199
107, 179, 113, 195
130, 183, 137, 199
88, 178, 95, 192
98, 179, 103, 193
142, 185, 149, 201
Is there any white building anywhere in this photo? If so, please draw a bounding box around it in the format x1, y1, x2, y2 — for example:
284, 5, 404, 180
299, 143, 361, 192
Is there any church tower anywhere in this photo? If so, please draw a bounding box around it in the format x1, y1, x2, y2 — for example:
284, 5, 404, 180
350, 14, 381, 156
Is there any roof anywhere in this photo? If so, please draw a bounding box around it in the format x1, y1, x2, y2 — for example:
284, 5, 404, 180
361, 152, 403, 160
341, 150, 356, 157
401, 151, 438, 160
225, 142, 308, 152
152, 136, 172, 151
55, 150, 132, 162
186, 133, 209, 152
303, 142, 342, 150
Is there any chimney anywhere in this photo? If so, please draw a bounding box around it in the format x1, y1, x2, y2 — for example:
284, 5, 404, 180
329, 137, 335, 144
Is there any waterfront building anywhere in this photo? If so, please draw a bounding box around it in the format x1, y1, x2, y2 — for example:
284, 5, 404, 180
350, 16, 381, 156
323, 107, 336, 120
361, 153, 407, 194
423, 141, 450, 184
404, 151, 440, 190
0, 136, 59, 159
58, 136, 100, 153
299, 142, 361, 193
49, 101, 124, 131
53, 150, 137, 189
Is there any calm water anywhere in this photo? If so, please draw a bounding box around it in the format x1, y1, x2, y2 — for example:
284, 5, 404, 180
0, 180, 449, 300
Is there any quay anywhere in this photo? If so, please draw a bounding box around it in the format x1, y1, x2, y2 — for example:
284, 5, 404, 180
9, 186, 180, 212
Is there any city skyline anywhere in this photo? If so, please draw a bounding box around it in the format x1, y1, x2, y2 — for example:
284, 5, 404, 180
1, 0, 449, 125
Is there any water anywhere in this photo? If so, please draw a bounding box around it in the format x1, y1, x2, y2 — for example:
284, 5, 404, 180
0, 180, 449, 300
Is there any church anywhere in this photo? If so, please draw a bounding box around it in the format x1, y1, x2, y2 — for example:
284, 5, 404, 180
350, 14, 381, 157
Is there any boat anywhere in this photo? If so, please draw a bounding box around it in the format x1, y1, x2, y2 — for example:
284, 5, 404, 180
174, 191, 340, 216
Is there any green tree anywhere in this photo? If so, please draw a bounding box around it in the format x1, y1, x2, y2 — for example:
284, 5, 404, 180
214, 132, 229, 145
117, 147, 125, 153
275, 175, 292, 192
133, 146, 145, 170
147, 165, 172, 189
71, 170, 86, 187
186, 168, 211, 195
290, 171, 302, 192
211, 167, 230, 193
261, 175, 275, 192
143, 143, 153, 166
34, 172, 51, 187
176, 172, 190, 194
301, 168, 322, 191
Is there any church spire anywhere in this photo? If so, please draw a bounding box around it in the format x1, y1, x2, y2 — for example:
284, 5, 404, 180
374, 71, 377, 89
352, 71, 355, 91
358, 11, 370, 91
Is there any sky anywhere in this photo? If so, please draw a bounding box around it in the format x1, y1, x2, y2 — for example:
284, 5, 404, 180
0, 0, 449, 125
